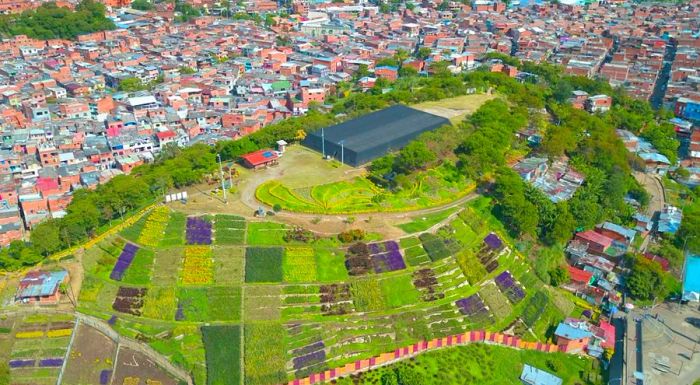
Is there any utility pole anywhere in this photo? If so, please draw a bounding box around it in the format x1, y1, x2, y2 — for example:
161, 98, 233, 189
217, 153, 227, 203
321, 127, 325, 158
340, 140, 344, 165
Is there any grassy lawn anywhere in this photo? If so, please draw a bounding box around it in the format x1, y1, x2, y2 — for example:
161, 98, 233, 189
412, 93, 498, 124
202, 325, 241, 385
314, 248, 349, 282
247, 222, 288, 246
379, 274, 421, 308
335, 343, 600, 385
396, 207, 458, 233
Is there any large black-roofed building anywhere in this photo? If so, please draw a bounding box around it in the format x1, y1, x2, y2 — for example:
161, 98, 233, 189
303, 104, 450, 167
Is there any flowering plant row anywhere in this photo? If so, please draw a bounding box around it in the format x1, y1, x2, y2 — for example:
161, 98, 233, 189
46, 328, 72, 338
137, 207, 170, 246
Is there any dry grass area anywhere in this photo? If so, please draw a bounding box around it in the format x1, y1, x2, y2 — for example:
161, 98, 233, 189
412, 93, 497, 124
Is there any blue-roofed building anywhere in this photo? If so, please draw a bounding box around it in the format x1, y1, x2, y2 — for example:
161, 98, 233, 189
16, 270, 68, 304
520, 364, 563, 385
554, 321, 593, 353
597, 222, 636, 246
657, 205, 682, 235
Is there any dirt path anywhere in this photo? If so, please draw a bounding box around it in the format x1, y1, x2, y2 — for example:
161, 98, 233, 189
633, 171, 666, 252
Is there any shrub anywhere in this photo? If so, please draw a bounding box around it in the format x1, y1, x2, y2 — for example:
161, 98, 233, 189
337, 229, 366, 243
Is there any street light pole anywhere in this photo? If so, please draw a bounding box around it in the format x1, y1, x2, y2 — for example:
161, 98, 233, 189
321, 127, 325, 158
340, 140, 344, 165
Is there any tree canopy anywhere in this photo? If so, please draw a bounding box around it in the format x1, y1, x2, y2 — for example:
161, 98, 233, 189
0, 0, 115, 40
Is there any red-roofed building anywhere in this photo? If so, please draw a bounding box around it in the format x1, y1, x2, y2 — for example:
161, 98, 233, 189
35, 177, 60, 197
575, 230, 613, 255
643, 253, 670, 271
568, 265, 593, 285
597, 320, 615, 349
240, 149, 279, 169
156, 130, 177, 146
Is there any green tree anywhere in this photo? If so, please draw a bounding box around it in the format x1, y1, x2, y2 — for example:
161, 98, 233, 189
381, 372, 399, 385
30, 220, 63, 256
118, 77, 146, 92
549, 266, 570, 286
130, 0, 155, 10
627, 256, 668, 300
395, 366, 421, 385
417, 47, 432, 60
394, 141, 436, 173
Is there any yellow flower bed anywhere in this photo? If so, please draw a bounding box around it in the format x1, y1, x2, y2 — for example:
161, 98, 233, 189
47, 328, 72, 338
15, 330, 44, 339
181, 246, 213, 285
137, 207, 170, 247
123, 377, 140, 385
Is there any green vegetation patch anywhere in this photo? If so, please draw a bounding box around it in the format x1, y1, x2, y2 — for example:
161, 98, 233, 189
334, 343, 599, 385
380, 274, 421, 308
142, 287, 177, 321
121, 248, 154, 285
244, 323, 287, 385
214, 215, 246, 245
397, 207, 458, 233
213, 246, 245, 285
480, 283, 512, 320
283, 247, 318, 282
351, 278, 386, 312
314, 248, 349, 282
245, 247, 284, 282
246, 222, 288, 246
176, 287, 241, 322
202, 325, 241, 385
160, 211, 186, 246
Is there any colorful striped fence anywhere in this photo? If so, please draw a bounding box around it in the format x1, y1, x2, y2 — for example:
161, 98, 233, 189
285, 331, 567, 385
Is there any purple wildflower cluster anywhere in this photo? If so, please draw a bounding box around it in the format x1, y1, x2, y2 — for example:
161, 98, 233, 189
369, 241, 406, 273
109, 243, 139, 281
100, 369, 112, 385
495, 271, 525, 303
9, 359, 35, 368
39, 358, 63, 367
186, 217, 212, 245
455, 294, 491, 324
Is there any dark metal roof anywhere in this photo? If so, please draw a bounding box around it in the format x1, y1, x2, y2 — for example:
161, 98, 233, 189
304, 104, 450, 166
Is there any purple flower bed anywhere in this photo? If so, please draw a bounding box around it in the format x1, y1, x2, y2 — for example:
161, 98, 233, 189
175, 301, 185, 321
108, 315, 118, 325
582, 309, 592, 318
100, 369, 112, 385
495, 271, 525, 304
109, 243, 140, 281
455, 294, 491, 324
9, 359, 35, 368
186, 217, 212, 245
39, 358, 63, 367
292, 349, 326, 370
371, 250, 406, 273
292, 341, 325, 357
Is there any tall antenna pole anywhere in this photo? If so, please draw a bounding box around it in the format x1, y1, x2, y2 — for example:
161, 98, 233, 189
321, 127, 325, 158
217, 153, 227, 203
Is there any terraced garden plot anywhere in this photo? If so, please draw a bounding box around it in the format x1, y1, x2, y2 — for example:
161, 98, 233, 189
213, 214, 246, 245
138, 206, 171, 247
152, 247, 183, 286
142, 287, 178, 320
283, 247, 318, 282
148, 325, 206, 385
245, 247, 284, 282
479, 283, 512, 320
244, 285, 282, 321
202, 325, 241, 385
403, 243, 431, 266
180, 246, 214, 285
244, 323, 287, 385
160, 211, 186, 246
61, 324, 117, 385
350, 278, 386, 312
213, 246, 245, 285
176, 286, 245, 322
120, 247, 154, 285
